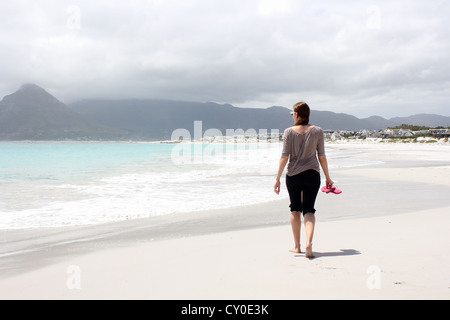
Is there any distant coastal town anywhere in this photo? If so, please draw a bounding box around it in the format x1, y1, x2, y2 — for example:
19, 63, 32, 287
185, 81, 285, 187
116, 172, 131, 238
171, 125, 450, 145
323, 126, 450, 143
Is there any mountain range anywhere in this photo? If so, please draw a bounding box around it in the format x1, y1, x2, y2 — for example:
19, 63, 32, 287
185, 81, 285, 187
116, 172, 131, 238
0, 84, 127, 140
1, 84, 449, 140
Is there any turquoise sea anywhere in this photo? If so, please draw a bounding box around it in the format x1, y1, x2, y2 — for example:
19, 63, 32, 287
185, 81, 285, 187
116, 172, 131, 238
0, 142, 286, 229
0, 141, 374, 230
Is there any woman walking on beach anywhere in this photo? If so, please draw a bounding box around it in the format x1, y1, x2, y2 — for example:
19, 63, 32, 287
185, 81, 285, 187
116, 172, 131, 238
274, 102, 333, 258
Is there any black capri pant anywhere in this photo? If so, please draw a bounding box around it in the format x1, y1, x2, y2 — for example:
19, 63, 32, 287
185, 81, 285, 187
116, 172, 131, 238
286, 169, 321, 215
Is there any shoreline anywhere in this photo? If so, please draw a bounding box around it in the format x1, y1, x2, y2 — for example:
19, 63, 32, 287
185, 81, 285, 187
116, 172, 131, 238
0, 142, 449, 299
1, 136, 449, 144
1, 159, 448, 278
1, 206, 449, 299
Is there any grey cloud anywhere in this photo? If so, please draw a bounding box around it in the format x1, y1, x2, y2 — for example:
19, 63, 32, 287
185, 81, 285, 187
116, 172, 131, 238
0, 0, 449, 118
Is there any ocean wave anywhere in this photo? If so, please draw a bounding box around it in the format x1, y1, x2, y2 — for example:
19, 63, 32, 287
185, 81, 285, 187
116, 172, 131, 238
0, 142, 377, 229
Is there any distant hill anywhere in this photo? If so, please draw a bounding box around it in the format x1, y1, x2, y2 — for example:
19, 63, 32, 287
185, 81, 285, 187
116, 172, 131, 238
72, 99, 450, 138
307, 111, 398, 131
0, 84, 127, 140
1, 84, 449, 141
362, 116, 399, 130
69, 99, 294, 140
71, 99, 380, 139
390, 114, 450, 128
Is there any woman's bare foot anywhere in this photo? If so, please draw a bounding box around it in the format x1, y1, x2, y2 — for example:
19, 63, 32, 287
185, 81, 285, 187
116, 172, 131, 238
289, 247, 301, 253
305, 243, 315, 259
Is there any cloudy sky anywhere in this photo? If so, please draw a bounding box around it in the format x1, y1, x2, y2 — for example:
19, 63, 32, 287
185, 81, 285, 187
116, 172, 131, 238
0, 0, 449, 118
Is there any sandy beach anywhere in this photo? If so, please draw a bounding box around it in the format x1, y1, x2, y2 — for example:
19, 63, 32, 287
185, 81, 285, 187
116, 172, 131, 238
0, 142, 449, 300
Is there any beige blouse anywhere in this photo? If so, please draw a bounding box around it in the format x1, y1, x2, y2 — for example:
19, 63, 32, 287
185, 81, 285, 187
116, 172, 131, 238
281, 126, 325, 176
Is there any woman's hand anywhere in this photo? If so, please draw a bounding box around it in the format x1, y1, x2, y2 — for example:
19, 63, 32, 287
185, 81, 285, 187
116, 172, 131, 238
274, 179, 281, 195
275, 156, 288, 195
318, 155, 334, 188
326, 177, 334, 188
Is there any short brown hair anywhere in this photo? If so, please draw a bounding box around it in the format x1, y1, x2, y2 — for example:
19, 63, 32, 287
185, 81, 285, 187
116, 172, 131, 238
293, 102, 310, 125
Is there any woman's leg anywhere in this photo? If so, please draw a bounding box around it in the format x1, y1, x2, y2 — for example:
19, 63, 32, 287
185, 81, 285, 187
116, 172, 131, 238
302, 170, 320, 259
286, 174, 303, 253
289, 211, 302, 253
304, 213, 315, 258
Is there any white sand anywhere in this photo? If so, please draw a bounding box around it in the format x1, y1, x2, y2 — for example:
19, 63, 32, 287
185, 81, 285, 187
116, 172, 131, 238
0, 143, 449, 300
1, 206, 449, 300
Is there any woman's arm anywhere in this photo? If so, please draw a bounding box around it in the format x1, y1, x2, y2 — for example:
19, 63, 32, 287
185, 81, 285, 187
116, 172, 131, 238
274, 156, 289, 195
318, 155, 334, 187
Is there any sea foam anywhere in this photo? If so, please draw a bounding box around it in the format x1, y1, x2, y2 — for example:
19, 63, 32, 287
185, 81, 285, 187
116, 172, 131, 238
0, 142, 377, 229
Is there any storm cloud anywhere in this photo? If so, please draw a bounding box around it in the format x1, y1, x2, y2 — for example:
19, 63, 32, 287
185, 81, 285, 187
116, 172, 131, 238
0, 0, 449, 117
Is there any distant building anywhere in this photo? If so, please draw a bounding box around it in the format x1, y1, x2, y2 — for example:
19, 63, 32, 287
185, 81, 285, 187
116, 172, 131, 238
429, 129, 450, 137
322, 128, 450, 140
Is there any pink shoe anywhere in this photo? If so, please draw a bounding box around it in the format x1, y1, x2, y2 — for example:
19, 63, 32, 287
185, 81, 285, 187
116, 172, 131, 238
321, 185, 342, 194
330, 185, 342, 194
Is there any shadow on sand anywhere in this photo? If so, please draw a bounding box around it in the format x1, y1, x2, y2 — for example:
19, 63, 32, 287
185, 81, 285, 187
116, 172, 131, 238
295, 249, 361, 259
